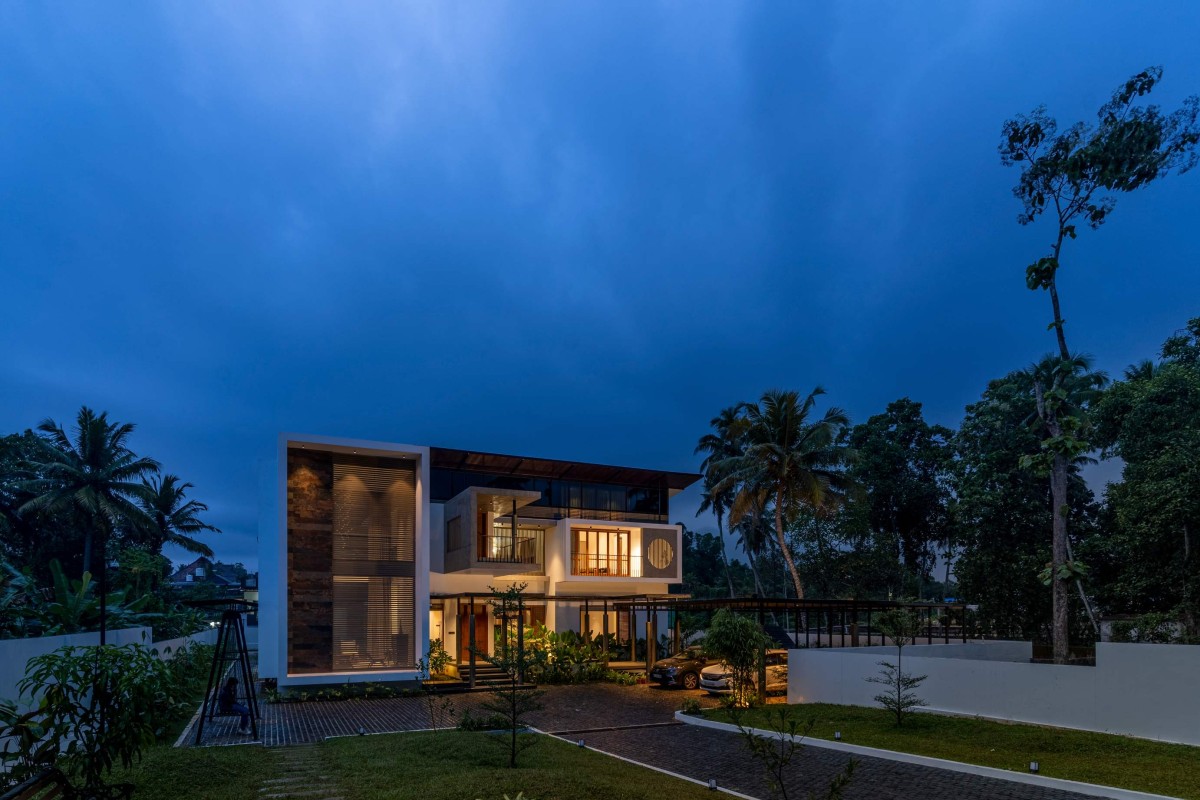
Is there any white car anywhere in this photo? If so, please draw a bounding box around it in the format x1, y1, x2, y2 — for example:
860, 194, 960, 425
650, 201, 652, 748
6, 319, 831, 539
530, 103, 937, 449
699, 649, 788, 696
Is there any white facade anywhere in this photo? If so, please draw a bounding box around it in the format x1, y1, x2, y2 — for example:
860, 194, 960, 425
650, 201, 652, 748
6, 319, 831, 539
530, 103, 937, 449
260, 434, 690, 687
259, 434, 430, 687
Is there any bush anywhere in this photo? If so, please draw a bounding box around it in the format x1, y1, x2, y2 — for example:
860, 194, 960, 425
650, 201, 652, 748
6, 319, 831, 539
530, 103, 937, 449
426, 637, 454, 678
0, 644, 191, 796
703, 609, 771, 706
265, 682, 421, 703
679, 697, 702, 715
522, 626, 608, 684
603, 670, 638, 686
1110, 612, 1182, 644
457, 709, 513, 732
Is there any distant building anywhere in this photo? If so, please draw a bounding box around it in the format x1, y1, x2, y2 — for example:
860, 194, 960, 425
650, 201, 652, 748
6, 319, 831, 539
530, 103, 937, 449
169, 557, 256, 601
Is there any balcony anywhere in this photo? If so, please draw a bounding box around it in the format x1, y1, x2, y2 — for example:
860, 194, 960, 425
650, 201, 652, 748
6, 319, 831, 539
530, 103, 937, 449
567, 524, 679, 581
479, 524, 544, 567
571, 551, 642, 578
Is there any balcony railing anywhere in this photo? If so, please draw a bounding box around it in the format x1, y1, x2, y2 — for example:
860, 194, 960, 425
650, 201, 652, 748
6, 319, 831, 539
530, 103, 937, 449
571, 552, 644, 578
479, 525, 544, 566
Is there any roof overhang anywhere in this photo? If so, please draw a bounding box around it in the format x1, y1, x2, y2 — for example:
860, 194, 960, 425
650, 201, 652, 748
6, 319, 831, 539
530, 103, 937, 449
430, 446, 701, 494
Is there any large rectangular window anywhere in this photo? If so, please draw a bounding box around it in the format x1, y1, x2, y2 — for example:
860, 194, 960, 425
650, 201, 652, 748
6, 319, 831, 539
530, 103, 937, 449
571, 527, 631, 577
330, 457, 417, 671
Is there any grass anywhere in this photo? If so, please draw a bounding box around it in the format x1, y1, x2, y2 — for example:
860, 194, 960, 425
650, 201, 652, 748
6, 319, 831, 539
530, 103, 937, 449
120, 743, 279, 800
323, 730, 718, 800
702, 703, 1200, 799
117, 730, 721, 800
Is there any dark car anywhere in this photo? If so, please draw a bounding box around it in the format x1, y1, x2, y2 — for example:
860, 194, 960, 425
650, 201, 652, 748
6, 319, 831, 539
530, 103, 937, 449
648, 645, 707, 690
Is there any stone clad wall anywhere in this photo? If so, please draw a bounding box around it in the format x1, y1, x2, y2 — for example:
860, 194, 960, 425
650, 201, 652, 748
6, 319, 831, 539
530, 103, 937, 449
286, 448, 333, 674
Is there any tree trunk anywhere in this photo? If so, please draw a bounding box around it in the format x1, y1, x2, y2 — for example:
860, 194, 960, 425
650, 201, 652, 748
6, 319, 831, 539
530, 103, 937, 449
1184, 523, 1196, 639
1048, 279, 1069, 360
82, 530, 93, 578
1051, 454, 1071, 664
717, 512, 736, 598
775, 490, 804, 600
747, 552, 765, 598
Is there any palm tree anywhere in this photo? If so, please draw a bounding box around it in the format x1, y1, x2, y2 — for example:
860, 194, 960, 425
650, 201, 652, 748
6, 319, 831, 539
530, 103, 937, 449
21, 407, 159, 577
140, 475, 220, 558
731, 500, 771, 597
718, 388, 852, 600
695, 406, 749, 598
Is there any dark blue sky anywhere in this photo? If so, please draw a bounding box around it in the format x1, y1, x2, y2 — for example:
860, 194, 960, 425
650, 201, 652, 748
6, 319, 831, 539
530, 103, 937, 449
3, 3, 1199, 569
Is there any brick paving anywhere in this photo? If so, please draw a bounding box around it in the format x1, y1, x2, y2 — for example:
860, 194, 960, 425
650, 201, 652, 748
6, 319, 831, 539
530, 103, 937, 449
180, 691, 490, 747
579, 724, 1114, 800
181, 681, 717, 747
527, 683, 724, 733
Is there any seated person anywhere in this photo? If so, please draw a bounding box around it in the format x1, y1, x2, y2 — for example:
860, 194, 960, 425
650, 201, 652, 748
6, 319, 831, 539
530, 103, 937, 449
218, 676, 252, 734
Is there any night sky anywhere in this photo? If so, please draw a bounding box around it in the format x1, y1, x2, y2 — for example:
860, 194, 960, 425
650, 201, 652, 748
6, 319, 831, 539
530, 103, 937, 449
3, 3, 1199, 570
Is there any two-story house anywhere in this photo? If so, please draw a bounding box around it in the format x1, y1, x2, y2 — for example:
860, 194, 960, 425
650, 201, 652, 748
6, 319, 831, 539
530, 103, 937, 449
258, 434, 700, 687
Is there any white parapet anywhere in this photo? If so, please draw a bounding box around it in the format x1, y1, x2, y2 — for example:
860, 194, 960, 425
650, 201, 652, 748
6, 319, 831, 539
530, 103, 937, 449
788, 640, 1200, 746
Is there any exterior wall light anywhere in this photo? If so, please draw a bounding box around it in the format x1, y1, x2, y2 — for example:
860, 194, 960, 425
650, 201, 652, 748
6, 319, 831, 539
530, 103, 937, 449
1029, 761, 1039, 773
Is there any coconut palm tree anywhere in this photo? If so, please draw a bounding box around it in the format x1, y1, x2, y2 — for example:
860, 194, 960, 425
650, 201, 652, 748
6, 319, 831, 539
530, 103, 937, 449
139, 474, 219, 558
21, 407, 159, 577
718, 388, 853, 600
731, 499, 770, 597
695, 406, 749, 598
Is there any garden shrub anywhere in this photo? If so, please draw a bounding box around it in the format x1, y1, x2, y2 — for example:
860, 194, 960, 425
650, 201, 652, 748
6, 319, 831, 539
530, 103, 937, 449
0, 644, 191, 796
704, 609, 771, 706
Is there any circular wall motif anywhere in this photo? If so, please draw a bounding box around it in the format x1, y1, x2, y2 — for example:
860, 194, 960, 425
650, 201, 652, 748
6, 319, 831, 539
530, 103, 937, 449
647, 538, 674, 570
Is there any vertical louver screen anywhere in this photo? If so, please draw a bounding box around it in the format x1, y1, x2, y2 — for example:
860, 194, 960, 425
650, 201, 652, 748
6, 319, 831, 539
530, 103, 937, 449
331, 457, 416, 671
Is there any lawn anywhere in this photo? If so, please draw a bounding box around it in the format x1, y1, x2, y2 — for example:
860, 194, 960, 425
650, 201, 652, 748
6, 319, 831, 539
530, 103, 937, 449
323, 730, 716, 800
121, 743, 279, 800
702, 703, 1200, 800
117, 731, 720, 800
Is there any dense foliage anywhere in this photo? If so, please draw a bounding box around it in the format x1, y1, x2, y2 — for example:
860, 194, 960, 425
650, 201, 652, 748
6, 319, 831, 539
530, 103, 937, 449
0, 641, 214, 795
0, 406, 225, 640
685, 318, 1199, 646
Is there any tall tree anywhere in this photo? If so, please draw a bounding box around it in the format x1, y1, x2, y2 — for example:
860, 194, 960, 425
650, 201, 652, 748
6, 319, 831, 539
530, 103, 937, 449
847, 399, 954, 595
695, 406, 749, 598
732, 501, 771, 597
719, 389, 852, 600
953, 370, 1099, 641
1000, 67, 1199, 663
20, 408, 159, 577
1091, 319, 1200, 637
137, 475, 220, 558
1021, 354, 1108, 642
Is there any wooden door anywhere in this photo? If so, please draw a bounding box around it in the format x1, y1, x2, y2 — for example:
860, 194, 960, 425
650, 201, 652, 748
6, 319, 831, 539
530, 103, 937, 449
458, 606, 488, 662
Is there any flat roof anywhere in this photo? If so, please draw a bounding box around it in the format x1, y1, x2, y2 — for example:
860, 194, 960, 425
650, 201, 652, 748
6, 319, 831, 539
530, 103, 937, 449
429, 446, 701, 493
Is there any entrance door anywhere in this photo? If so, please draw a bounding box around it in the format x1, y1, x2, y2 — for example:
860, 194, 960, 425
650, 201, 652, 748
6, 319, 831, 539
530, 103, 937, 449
457, 604, 488, 662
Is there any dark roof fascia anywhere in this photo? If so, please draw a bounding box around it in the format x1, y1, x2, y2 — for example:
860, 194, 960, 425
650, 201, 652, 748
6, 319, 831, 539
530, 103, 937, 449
429, 446, 701, 492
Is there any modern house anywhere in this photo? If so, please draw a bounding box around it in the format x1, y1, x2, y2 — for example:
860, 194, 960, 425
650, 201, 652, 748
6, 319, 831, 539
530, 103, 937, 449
258, 434, 700, 687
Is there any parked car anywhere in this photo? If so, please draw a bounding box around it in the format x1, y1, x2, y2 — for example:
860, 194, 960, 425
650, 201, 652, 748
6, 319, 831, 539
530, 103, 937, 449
648, 645, 708, 689
699, 649, 788, 696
